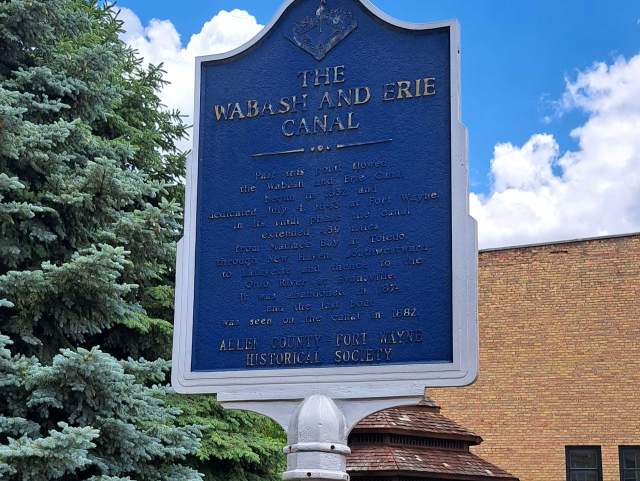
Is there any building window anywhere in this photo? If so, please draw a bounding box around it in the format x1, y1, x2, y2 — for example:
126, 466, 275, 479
620, 447, 640, 481
566, 446, 603, 481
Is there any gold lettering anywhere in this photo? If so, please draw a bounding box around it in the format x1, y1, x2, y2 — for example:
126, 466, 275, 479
315, 67, 331, 86
424, 77, 436, 96
297, 117, 311, 136
298, 70, 311, 88
337, 89, 352, 107
282, 119, 295, 137
291, 94, 308, 113
314, 115, 329, 134
229, 102, 245, 120
214, 104, 228, 121
397, 81, 413, 99
331, 115, 345, 131
354, 87, 371, 105
381, 77, 437, 101
247, 100, 259, 118
278, 98, 291, 114
347, 112, 360, 130
246, 350, 321, 367
319, 91, 335, 109
383, 83, 396, 101
261, 102, 275, 116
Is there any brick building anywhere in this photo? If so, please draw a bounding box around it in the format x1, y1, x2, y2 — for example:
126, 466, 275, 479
431, 233, 640, 481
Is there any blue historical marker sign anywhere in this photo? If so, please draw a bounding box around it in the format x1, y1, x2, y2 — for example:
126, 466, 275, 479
172, 0, 478, 400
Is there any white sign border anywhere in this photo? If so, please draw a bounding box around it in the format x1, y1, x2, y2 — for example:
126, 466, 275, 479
172, 0, 478, 401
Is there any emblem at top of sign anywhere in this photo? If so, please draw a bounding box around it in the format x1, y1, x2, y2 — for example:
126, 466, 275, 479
289, 0, 358, 61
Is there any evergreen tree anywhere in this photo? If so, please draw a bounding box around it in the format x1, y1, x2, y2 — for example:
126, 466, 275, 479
0, 1, 285, 480
0, 1, 200, 479
0, 0, 185, 361
170, 396, 285, 481
0, 335, 201, 481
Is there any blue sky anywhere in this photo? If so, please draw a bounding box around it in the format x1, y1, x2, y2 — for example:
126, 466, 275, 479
118, 1, 640, 247
119, 0, 639, 193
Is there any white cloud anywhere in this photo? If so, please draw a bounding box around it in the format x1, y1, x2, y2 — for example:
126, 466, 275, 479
118, 8, 263, 150
119, 8, 639, 249
473, 54, 640, 248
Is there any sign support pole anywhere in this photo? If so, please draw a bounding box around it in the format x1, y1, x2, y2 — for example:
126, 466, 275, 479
222, 395, 423, 481
282, 395, 351, 481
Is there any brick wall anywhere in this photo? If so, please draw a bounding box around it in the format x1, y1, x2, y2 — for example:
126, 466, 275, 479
431, 234, 640, 481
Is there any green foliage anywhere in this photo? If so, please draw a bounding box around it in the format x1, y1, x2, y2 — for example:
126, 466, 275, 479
0, 0, 185, 359
170, 396, 286, 481
1, 422, 100, 481
0, 336, 202, 481
0, 1, 286, 480
0, 1, 204, 480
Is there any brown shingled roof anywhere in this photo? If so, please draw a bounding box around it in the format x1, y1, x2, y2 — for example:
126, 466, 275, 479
348, 445, 518, 481
352, 405, 483, 445
347, 398, 518, 481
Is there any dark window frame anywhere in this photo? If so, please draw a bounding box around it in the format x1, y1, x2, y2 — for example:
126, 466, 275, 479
566, 446, 603, 481
620, 446, 640, 481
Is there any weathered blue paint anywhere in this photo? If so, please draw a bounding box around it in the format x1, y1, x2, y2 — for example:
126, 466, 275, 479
191, 0, 453, 372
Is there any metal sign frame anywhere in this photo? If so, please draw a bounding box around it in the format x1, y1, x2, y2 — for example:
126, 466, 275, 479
171, 0, 478, 402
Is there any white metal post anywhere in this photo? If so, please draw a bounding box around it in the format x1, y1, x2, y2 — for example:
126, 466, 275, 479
222, 395, 423, 481
283, 395, 350, 481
